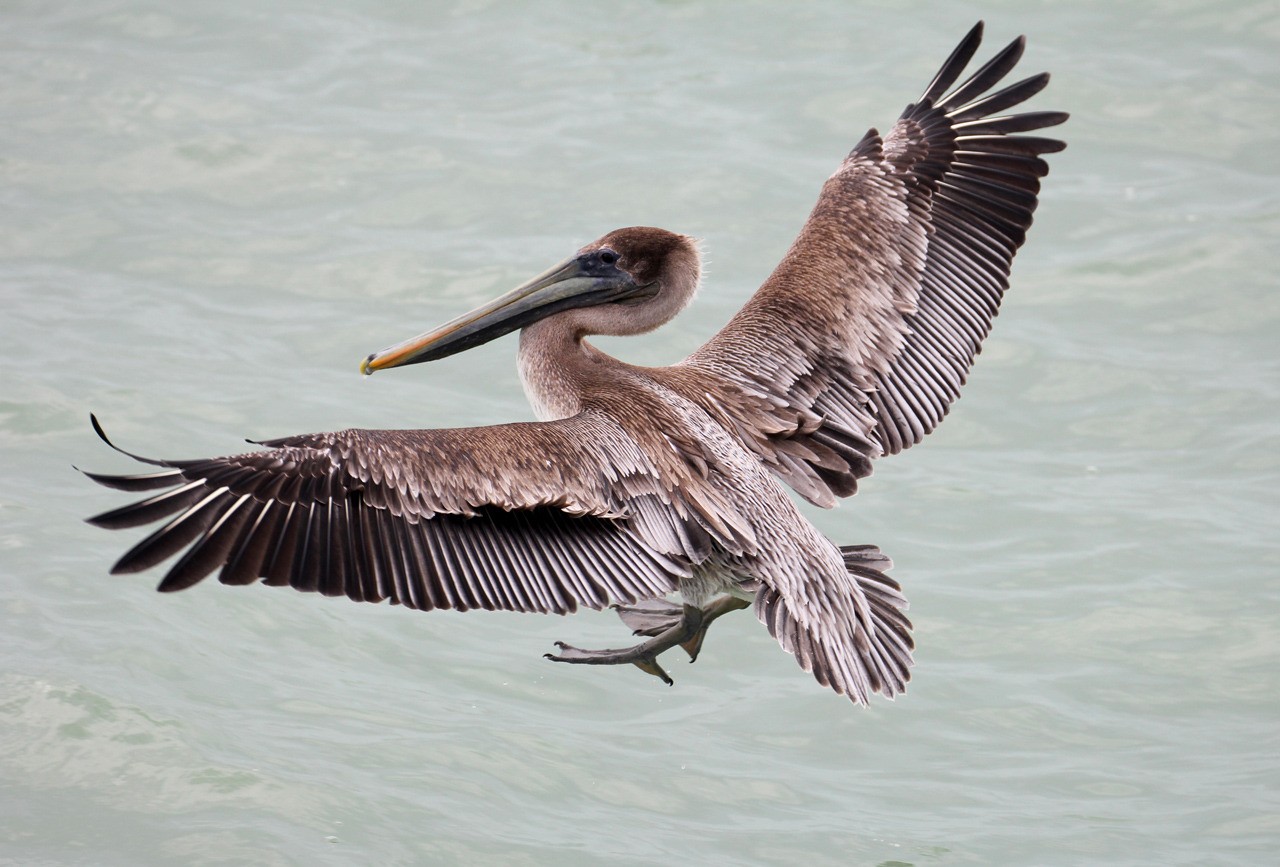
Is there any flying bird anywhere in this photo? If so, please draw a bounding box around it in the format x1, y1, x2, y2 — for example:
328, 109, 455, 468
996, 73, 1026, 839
85, 22, 1066, 704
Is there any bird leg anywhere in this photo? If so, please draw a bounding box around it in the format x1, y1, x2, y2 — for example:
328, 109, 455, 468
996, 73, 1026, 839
614, 594, 751, 662
545, 603, 706, 686
545, 595, 752, 685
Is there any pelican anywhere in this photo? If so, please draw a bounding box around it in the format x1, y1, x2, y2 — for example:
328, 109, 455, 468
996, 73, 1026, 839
85, 22, 1065, 704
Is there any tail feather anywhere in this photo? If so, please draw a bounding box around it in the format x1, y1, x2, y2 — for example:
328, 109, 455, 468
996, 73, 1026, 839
755, 544, 914, 704
840, 544, 914, 696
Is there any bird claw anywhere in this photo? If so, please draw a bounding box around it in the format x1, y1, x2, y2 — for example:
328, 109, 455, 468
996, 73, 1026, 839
544, 641, 674, 685
678, 629, 707, 663
545, 598, 747, 685
612, 599, 704, 660
630, 657, 674, 686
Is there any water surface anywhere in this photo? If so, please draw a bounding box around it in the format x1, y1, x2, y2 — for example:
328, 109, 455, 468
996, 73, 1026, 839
2, 1, 1277, 864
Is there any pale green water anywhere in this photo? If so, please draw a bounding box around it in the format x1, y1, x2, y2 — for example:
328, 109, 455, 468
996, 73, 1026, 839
3, 1, 1278, 864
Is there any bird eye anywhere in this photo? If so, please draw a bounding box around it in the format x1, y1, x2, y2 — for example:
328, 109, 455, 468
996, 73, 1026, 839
598, 250, 619, 266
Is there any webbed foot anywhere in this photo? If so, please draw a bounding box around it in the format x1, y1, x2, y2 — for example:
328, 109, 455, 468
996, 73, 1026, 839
545, 603, 705, 684
613, 594, 751, 661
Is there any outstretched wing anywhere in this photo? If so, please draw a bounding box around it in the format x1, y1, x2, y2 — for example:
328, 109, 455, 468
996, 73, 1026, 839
84, 413, 688, 614
681, 22, 1066, 505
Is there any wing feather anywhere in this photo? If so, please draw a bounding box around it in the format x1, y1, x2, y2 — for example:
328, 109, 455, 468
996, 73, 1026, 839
679, 22, 1065, 505
85, 413, 686, 614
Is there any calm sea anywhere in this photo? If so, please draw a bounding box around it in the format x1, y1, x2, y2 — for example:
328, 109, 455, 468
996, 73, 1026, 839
3, 1, 1277, 864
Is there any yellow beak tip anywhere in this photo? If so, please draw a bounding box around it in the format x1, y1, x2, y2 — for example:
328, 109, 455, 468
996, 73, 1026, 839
359, 356, 374, 376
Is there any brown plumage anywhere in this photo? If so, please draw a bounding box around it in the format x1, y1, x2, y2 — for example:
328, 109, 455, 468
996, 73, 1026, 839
85, 22, 1065, 704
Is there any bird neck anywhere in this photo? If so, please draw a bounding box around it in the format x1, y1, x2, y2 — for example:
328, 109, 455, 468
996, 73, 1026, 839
517, 317, 606, 421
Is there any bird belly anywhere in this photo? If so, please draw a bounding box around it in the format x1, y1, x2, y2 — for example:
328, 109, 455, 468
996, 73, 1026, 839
677, 556, 759, 608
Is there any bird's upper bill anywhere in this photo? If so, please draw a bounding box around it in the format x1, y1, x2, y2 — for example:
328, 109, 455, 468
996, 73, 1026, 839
360, 248, 653, 374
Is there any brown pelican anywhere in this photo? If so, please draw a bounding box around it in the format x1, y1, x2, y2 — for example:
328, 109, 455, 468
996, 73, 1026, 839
85, 22, 1065, 704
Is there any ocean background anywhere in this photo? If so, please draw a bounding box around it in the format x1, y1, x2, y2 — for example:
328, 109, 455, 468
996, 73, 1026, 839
2, 1, 1277, 864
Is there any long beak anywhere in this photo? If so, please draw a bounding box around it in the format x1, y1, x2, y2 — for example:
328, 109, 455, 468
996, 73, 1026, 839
361, 255, 644, 375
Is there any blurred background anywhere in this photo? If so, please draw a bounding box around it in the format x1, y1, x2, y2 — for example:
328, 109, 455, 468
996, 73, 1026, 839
2, 1, 1277, 864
